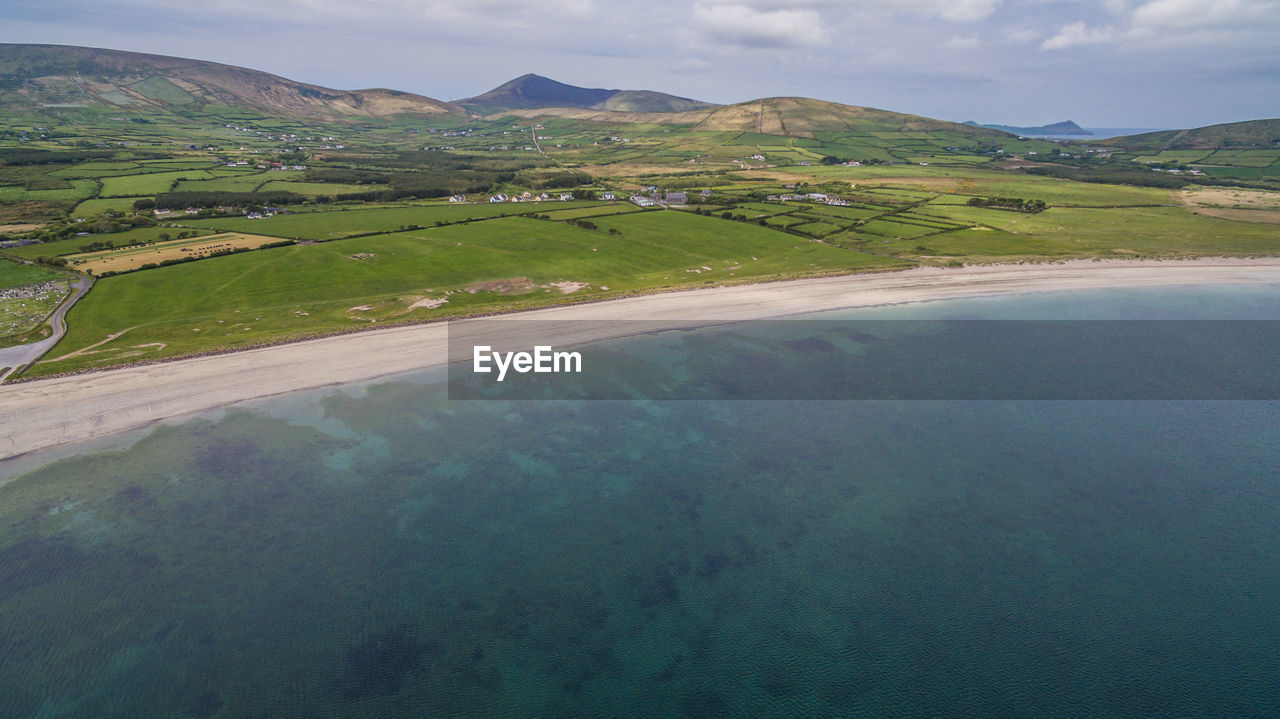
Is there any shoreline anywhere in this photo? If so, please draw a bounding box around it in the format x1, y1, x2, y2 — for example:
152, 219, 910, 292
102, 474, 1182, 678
2, 257, 1279, 467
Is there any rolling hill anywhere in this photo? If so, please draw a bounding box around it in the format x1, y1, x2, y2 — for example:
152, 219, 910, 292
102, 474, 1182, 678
963, 120, 1091, 136
0, 43, 466, 119
494, 96, 1012, 139
1106, 118, 1280, 150
459, 74, 715, 114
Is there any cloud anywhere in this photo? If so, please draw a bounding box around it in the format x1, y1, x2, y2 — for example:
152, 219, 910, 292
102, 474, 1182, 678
883, 0, 1001, 21
1041, 21, 1116, 49
1043, 0, 1280, 50
944, 36, 983, 49
1130, 0, 1280, 30
693, 3, 831, 47
1001, 26, 1040, 43
694, 0, 999, 22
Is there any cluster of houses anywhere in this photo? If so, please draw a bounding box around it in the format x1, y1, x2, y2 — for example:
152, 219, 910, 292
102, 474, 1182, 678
765, 192, 850, 206
630, 191, 689, 207
221, 125, 344, 151
484, 192, 578, 204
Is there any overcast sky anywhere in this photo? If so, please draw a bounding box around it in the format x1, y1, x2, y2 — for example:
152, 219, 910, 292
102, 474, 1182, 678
3, 0, 1277, 127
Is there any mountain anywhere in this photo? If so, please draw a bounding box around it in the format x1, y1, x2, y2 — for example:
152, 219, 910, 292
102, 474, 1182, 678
495, 97, 1011, 139
0, 44, 466, 119
963, 120, 1091, 136
1104, 118, 1280, 150
459, 74, 715, 114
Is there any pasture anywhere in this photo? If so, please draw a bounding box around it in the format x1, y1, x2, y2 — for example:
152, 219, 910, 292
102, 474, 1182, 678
100, 170, 217, 197
31, 210, 903, 375
184, 201, 611, 239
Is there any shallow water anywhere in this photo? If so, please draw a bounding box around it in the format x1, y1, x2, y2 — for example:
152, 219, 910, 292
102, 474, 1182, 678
2, 285, 1278, 718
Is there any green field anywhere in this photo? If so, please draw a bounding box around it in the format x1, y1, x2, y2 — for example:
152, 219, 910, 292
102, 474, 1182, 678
173, 174, 272, 193
258, 180, 391, 196
4, 226, 200, 259
74, 196, 150, 215
184, 202, 611, 240
0, 258, 63, 289
537, 204, 643, 220
100, 170, 216, 197
0, 179, 98, 203
30, 211, 904, 375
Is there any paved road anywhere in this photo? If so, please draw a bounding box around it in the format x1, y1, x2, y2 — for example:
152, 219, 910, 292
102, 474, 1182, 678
0, 275, 91, 382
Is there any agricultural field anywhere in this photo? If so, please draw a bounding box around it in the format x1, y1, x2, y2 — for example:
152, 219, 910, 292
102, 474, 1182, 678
100, 170, 216, 196
183, 201, 610, 239
535, 203, 643, 220
30, 211, 903, 375
173, 174, 273, 193
66, 232, 290, 274
73, 196, 150, 215
257, 180, 388, 196
0, 258, 63, 289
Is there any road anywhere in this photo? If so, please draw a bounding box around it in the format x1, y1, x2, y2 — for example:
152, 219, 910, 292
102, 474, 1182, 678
0, 275, 91, 382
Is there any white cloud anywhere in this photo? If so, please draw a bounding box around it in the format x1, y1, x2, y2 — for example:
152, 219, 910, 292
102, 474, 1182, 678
1001, 26, 1040, 43
1130, 0, 1280, 30
886, 0, 1002, 21
1043, 0, 1280, 50
944, 36, 983, 49
694, 0, 999, 21
1041, 21, 1117, 49
693, 3, 831, 47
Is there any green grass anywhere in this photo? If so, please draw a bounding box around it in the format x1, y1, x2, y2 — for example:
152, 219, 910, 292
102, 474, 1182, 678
29, 211, 904, 375
859, 219, 947, 239
257, 180, 391, 196
0, 258, 63, 289
128, 76, 194, 105
74, 196, 149, 216
789, 221, 843, 237
0, 179, 98, 203
5, 227, 204, 259
100, 170, 216, 197
536, 204, 643, 220
173, 174, 272, 193
183, 202, 610, 240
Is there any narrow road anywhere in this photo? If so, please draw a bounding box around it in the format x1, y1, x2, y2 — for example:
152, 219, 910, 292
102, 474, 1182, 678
0, 275, 91, 382
530, 126, 548, 159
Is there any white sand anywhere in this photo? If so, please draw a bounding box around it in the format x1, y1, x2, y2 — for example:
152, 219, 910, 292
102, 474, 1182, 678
2, 257, 1278, 463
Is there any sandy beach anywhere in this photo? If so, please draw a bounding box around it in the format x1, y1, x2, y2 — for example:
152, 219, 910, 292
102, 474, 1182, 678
2, 257, 1278, 464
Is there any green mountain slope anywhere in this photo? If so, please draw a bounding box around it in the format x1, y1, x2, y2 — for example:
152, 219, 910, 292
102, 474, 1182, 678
1106, 119, 1280, 150
0, 43, 466, 119
459, 74, 715, 113
496, 96, 1011, 139
963, 120, 1091, 136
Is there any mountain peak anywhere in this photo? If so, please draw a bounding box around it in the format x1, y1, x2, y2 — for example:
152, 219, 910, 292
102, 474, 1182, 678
459, 74, 715, 114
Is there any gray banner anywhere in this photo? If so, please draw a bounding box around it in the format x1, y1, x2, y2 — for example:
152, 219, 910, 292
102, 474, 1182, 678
446, 320, 1280, 400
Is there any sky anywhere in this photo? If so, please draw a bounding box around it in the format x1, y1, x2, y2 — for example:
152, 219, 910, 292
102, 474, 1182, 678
2, 0, 1278, 128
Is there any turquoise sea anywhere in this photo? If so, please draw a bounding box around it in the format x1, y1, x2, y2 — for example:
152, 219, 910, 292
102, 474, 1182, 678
2, 285, 1278, 718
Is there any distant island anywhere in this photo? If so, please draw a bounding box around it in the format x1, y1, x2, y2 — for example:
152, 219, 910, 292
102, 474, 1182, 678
963, 120, 1093, 136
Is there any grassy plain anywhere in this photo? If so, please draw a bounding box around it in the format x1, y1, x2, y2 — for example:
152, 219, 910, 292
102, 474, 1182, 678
99, 170, 216, 197
30, 212, 903, 375
183, 202, 610, 239
0, 258, 63, 289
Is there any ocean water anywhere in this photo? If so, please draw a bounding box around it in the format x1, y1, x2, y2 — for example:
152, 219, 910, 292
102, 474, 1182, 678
2, 285, 1279, 718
